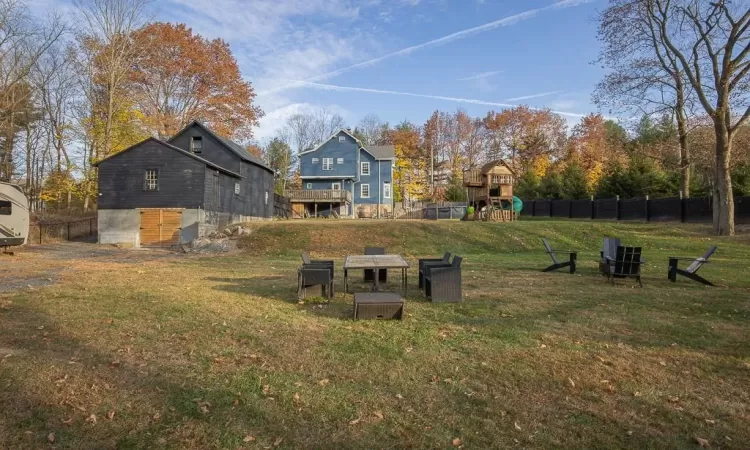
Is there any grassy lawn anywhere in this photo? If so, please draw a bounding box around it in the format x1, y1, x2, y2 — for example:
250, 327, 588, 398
1, 219, 749, 449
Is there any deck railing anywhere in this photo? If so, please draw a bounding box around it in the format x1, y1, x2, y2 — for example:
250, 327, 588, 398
463, 170, 483, 186
284, 189, 352, 203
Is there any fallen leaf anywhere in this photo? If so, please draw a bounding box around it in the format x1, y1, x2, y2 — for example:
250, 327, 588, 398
668, 396, 680, 403
199, 404, 209, 414
395, 394, 404, 400
349, 417, 361, 425
659, 360, 667, 367
694, 436, 710, 448
318, 379, 329, 387
86, 414, 97, 424
705, 419, 715, 425
514, 421, 522, 431
107, 410, 115, 420
48, 432, 55, 443
626, 431, 633, 436
153, 412, 161, 420
243, 435, 256, 442
293, 392, 301, 402
62, 417, 73, 425
373, 411, 384, 419
452, 437, 462, 446
273, 437, 283, 447
540, 344, 547, 348
294, 381, 303, 387
568, 378, 575, 388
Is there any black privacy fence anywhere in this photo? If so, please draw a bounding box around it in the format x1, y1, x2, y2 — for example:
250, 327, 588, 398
520, 196, 750, 224
28, 218, 98, 244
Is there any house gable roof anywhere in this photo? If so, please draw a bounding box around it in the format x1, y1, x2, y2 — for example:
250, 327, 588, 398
170, 121, 272, 173
93, 137, 241, 178
366, 145, 396, 160
298, 128, 363, 156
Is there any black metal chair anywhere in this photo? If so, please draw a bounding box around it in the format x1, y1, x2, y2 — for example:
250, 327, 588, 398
298, 265, 333, 300
668, 246, 717, 286
607, 246, 644, 287
541, 239, 577, 274
364, 247, 387, 283
424, 256, 463, 302
418, 252, 452, 288
599, 237, 621, 275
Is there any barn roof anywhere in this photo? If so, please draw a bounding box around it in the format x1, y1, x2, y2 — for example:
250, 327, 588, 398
172, 121, 272, 173
93, 138, 241, 178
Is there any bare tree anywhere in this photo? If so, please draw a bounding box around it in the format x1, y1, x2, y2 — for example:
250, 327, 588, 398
595, 0, 697, 198
356, 113, 385, 146
644, 0, 750, 235
309, 107, 345, 143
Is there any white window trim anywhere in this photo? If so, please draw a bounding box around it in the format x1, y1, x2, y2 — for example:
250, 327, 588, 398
234, 182, 240, 195
360, 161, 370, 176
322, 158, 333, 171
336, 157, 344, 164
311, 157, 319, 164
383, 181, 391, 199
360, 183, 370, 198
331, 182, 341, 190
338, 136, 346, 142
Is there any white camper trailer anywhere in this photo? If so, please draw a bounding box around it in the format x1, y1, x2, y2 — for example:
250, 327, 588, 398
0, 182, 30, 250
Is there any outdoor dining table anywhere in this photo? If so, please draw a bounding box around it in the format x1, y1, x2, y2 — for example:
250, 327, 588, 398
344, 254, 410, 295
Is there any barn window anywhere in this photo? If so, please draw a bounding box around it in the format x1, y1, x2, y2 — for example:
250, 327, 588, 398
191, 136, 203, 153
361, 184, 370, 198
234, 182, 240, 195
339, 136, 346, 142
322, 158, 333, 171
337, 157, 344, 164
360, 161, 370, 176
0, 200, 11, 215
312, 157, 319, 164
144, 169, 159, 191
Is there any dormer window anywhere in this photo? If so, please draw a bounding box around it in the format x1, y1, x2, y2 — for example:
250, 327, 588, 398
191, 136, 203, 153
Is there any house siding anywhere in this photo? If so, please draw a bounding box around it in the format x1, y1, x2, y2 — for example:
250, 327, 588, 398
300, 131, 358, 179
97, 140, 206, 210
355, 150, 393, 206
170, 125, 240, 174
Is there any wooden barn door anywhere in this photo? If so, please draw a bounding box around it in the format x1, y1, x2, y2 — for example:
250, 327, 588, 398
140, 209, 183, 247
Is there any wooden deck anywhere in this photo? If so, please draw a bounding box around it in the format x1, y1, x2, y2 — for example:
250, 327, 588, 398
285, 189, 352, 203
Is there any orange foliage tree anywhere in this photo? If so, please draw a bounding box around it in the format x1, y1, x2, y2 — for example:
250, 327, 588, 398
566, 114, 627, 190
129, 23, 263, 140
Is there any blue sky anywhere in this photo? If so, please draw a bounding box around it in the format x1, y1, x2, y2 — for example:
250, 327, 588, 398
44, 0, 606, 142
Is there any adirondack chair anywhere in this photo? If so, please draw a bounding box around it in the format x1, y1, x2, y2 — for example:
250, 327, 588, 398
599, 238, 621, 275
668, 246, 717, 286
418, 252, 452, 288
607, 246, 644, 287
364, 247, 388, 283
541, 239, 577, 274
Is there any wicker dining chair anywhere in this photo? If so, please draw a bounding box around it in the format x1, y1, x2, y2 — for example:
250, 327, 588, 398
424, 256, 463, 302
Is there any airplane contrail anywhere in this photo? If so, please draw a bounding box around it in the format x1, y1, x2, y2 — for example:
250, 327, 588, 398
258, 0, 598, 96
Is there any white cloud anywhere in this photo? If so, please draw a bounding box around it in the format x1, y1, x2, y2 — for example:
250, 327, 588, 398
457, 71, 503, 81
289, 80, 591, 118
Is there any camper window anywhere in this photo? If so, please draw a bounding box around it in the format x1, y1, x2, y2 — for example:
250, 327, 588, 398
0, 200, 11, 215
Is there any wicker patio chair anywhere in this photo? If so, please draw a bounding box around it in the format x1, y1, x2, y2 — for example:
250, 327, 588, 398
424, 256, 463, 302
363, 247, 388, 283
298, 265, 333, 300
418, 252, 452, 288
668, 246, 717, 286
301, 252, 335, 296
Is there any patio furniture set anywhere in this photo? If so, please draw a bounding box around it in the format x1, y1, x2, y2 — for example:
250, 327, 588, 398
297, 248, 464, 321
541, 237, 718, 287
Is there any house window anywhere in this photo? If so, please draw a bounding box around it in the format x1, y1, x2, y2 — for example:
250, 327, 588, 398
383, 181, 392, 199
144, 169, 159, 191
306, 183, 312, 189
312, 158, 319, 164
339, 136, 346, 143
234, 182, 240, 195
361, 184, 370, 198
322, 158, 333, 171
332, 182, 341, 190
0, 200, 10, 215
361, 161, 370, 176
191, 136, 202, 153
337, 158, 344, 164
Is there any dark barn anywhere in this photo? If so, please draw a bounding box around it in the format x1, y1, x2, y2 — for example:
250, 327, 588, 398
96, 121, 274, 247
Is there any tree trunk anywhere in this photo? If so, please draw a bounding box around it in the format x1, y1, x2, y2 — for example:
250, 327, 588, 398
675, 104, 690, 198
713, 120, 734, 236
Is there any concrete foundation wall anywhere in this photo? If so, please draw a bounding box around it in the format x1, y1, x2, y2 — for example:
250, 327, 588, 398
98, 209, 140, 247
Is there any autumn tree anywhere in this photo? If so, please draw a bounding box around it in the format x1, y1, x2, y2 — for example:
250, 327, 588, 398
567, 114, 627, 190
389, 121, 425, 204
129, 22, 262, 140
263, 137, 293, 194
643, 0, 750, 235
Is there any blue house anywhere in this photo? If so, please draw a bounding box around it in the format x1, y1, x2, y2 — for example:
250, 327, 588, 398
286, 129, 396, 218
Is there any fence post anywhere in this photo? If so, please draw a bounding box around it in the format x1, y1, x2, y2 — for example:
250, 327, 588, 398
590, 196, 595, 220
645, 195, 650, 222
549, 200, 553, 218
569, 199, 573, 219
616, 195, 621, 221
532, 200, 536, 217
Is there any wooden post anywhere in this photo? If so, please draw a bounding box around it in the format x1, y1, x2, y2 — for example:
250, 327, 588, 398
39, 224, 43, 244
314, 203, 318, 218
